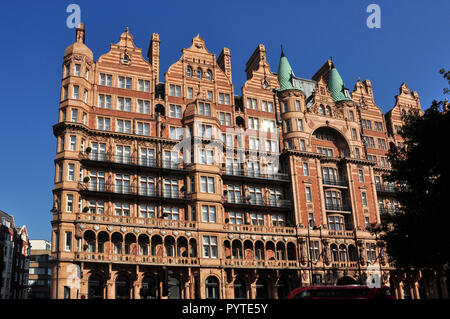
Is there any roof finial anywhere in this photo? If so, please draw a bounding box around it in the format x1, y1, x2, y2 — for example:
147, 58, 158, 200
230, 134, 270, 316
281, 44, 285, 57
76, 23, 85, 44
125, 26, 129, 33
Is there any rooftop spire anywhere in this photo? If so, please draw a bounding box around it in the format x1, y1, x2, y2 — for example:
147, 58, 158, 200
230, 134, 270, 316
277, 47, 300, 92
327, 63, 352, 102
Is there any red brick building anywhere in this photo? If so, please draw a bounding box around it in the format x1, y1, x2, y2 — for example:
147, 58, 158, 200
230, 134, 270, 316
50, 24, 446, 299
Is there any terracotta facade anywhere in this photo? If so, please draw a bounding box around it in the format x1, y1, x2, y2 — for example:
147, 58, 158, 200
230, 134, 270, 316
50, 24, 443, 299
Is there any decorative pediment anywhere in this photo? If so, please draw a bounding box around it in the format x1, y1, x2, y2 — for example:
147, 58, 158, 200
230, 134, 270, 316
186, 34, 212, 54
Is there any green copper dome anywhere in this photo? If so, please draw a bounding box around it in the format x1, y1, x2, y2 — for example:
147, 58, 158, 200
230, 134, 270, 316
327, 66, 352, 102
277, 49, 301, 91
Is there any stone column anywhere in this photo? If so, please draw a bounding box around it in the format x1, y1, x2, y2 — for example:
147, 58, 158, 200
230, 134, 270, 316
106, 280, 115, 299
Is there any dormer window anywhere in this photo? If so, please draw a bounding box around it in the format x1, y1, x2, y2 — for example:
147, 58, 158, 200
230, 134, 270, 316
343, 88, 350, 98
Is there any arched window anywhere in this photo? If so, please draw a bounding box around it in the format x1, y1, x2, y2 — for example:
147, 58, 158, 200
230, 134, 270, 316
151, 235, 162, 256
206, 70, 212, 81
234, 278, 246, 299
205, 276, 219, 299
138, 235, 150, 256
232, 240, 243, 259
319, 105, 325, 115
348, 244, 358, 261
287, 242, 297, 261
186, 66, 192, 77
330, 244, 339, 262
196, 68, 202, 79
255, 241, 265, 260
165, 236, 175, 257
111, 233, 122, 254
325, 106, 332, 116
84, 231, 96, 253
276, 242, 286, 260
339, 244, 348, 262
97, 232, 109, 254
189, 238, 197, 257
124, 233, 136, 255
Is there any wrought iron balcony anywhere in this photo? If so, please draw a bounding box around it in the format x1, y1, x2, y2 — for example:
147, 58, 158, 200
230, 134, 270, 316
379, 206, 401, 215
325, 203, 352, 212
322, 179, 348, 187
80, 152, 186, 171
376, 184, 398, 193
223, 197, 292, 208
79, 182, 189, 201
221, 168, 290, 182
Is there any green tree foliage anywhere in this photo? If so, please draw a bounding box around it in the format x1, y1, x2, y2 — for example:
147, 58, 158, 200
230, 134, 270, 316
382, 70, 450, 271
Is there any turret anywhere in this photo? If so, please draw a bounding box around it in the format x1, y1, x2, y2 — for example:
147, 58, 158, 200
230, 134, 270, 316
327, 64, 352, 102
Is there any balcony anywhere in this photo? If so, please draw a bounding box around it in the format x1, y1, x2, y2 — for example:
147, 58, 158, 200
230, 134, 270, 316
76, 213, 197, 229
325, 203, 352, 212
331, 262, 358, 268
379, 206, 401, 216
80, 152, 187, 172
327, 230, 354, 238
222, 258, 298, 269
221, 168, 290, 182
222, 197, 293, 209
74, 252, 200, 266
376, 184, 398, 194
322, 179, 348, 187
223, 223, 296, 235
79, 182, 190, 203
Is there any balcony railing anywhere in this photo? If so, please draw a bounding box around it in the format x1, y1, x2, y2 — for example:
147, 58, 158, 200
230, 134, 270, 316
379, 206, 401, 215
223, 223, 296, 235
222, 168, 290, 182
80, 182, 189, 200
331, 262, 358, 268
325, 203, 352, 212
76, 213, 197, 229
322, 179, 348, 187
81, 152, 186, 171
223, 197, 292, 208
376, 184, 398, 193
74, 252, 199, 266
327, 230, 354, 238
222, 258, 298, 269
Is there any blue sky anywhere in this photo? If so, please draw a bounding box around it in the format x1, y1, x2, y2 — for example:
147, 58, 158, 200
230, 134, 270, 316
0, 0, 448, 241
